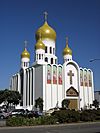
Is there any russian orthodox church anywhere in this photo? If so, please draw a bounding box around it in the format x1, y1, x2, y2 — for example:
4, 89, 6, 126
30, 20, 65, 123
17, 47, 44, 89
10, 12, 94, 111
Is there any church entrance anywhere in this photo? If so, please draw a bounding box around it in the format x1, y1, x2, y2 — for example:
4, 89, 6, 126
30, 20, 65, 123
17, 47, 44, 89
68, 99, 78, 110
66, 87, 79, 110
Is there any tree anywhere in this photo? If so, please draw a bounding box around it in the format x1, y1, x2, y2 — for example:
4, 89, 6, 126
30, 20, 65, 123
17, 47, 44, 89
0, 89, 22, 107
62, 99, 70, 109
35, 97, 43, 111
92, 99, 99, 108
0, 90, 5, 104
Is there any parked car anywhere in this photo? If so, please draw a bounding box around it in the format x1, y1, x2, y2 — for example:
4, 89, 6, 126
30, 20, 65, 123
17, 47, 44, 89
0, 110, 9, 119
46, 108, 59, 116
25, 111, 38, 118
9, 109, 43, 118
9, 109, 25, 117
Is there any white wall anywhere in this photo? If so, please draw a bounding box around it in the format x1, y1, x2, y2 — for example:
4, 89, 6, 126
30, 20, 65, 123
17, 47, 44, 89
35, 65, 43, 99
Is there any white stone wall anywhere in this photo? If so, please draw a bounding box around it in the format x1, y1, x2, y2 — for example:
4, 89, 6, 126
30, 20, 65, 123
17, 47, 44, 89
23, 69, 26, 108
51, 65, 57, 108
57, 65, 63, 108
79, 68, 94, 109
42, 65, 46, 111
45, 64, 52, 111
45, 64, 63, 111
64, 62, 79, 94
62, 61, 80, 109
10, 59, 94, 111
35, 65, 43, 100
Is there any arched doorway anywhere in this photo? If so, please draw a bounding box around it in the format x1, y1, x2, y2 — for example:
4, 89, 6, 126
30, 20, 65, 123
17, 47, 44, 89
66, 87, 79, 110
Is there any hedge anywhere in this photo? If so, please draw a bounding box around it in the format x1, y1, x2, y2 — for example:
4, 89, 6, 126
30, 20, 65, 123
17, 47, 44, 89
6, 109, 100, 126
6, 116, 57, 126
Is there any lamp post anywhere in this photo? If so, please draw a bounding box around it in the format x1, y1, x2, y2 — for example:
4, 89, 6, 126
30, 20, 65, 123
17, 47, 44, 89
89, 58, 100, 62
89, 58, 100, 107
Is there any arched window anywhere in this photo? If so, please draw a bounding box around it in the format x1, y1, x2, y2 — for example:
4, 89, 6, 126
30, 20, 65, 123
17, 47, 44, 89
39, 54, 41, 59
50, 47, 52, 54
55, 59, 57, 64
45, 46, 47, 53
45, 57, 48, 62
51, 58, 53, 64
24, 62, 25, 67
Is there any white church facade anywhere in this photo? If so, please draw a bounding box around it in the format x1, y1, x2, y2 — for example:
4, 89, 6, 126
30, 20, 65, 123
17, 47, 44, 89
10, 13, 94, 111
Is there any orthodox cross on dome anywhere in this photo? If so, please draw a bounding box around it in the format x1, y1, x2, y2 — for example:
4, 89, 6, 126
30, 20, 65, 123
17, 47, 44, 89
44, 11, 48, 22
24, 40, 28, 50
66, 36, 68, 46
67, 70, 74, 84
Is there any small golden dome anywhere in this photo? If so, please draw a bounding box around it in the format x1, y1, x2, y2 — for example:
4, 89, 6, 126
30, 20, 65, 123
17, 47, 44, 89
35, 38, 45, 50
35, 21, 56, 41
63, 43, 72, 56
21, 48, 30, 59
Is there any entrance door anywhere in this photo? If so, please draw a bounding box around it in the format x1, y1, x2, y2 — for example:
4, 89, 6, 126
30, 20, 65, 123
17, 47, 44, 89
66, 87, 79, 110
69, 99, 78, 110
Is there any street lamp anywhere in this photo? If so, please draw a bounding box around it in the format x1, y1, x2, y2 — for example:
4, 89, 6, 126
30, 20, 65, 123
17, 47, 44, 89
89, 58, 100, 106
89, 58, 100, 62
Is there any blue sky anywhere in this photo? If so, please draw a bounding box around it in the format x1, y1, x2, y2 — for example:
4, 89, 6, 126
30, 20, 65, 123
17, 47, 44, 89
0, 0, 100, 90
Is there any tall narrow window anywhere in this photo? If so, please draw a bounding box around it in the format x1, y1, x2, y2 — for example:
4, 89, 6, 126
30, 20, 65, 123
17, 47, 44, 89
45, 57, 48, 62
50, 47, 52, 54
42, 54, 43, 59
31, 69, 33, 105
53, 48, 55, 54
24, 62, 25, 67
55, 59, 57, 64
45, 46, 47, 53
36, 54, 38, 60
29, 70, 30, 105
51, 58, 53, 64
39, 54, 41, 59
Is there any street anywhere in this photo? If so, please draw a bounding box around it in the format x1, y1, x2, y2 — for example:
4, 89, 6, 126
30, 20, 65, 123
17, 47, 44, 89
0, 122, 100, 133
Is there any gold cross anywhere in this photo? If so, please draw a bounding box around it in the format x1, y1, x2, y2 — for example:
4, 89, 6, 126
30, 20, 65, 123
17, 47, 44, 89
68, 70, 74, 84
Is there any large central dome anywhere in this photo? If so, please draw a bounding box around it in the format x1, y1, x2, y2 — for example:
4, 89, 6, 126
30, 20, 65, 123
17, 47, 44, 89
35, 21, 56, 41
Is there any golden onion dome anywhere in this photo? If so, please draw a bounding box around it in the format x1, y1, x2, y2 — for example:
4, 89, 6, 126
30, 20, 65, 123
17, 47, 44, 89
21, 48, 30, 59
63, 43, 72, 56
35, 21, 56, 41
35, 38, 45, 50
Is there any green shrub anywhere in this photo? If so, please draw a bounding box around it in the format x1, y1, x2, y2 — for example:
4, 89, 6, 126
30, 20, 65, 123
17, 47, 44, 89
52, 110, 68, 123
40, 116, 57, 125
52, 110, 80, 123
6, 117, 25, 126
6, 115, 57, 126
80, 110, 96, 122
6, 117, 37, 126
93, 109, 100, 120
68, 110, 80, 123
6, 109, 100, 127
